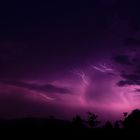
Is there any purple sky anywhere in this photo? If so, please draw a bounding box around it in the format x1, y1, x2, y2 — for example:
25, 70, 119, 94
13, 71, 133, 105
0, 0, 140, 121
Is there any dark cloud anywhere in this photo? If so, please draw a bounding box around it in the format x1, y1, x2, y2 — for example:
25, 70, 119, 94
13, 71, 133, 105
117, 80, 127, 87
114, 52, 140, 87
0, 80, 71, 94
113, 54, 132, 65
117, 80, 140, 87
134, 89, 140, 92
117, 73, 140, 87
121, 74, 140, 81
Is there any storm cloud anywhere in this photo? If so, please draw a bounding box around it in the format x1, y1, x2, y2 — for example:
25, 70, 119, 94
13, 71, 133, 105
0, 80, 71, 94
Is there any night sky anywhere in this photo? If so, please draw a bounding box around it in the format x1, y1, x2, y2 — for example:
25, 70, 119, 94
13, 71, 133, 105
0, 0, 140, 121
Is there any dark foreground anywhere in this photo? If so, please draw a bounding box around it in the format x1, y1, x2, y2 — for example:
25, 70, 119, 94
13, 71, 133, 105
0, 117, 139, 139
0, 110, 139, 139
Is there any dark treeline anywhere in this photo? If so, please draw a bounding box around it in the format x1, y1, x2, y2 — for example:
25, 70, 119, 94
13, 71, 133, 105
0, 109, 140, 129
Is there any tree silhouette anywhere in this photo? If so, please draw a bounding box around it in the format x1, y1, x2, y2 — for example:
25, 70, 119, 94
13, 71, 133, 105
122, 109, 140, 128
114, 121, 120, 129
104, 121, 113, 129
86, 112, 100, 128
123, 112, 128, 118
72, 115, 85, 128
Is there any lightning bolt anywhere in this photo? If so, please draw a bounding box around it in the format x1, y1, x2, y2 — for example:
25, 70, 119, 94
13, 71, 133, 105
90, 65, 106, 73
99, 64, 113, 72
31, 90, 55, 102
39, 93, 55, 101
71, 70, 89, 85
90, 63, 116, 75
